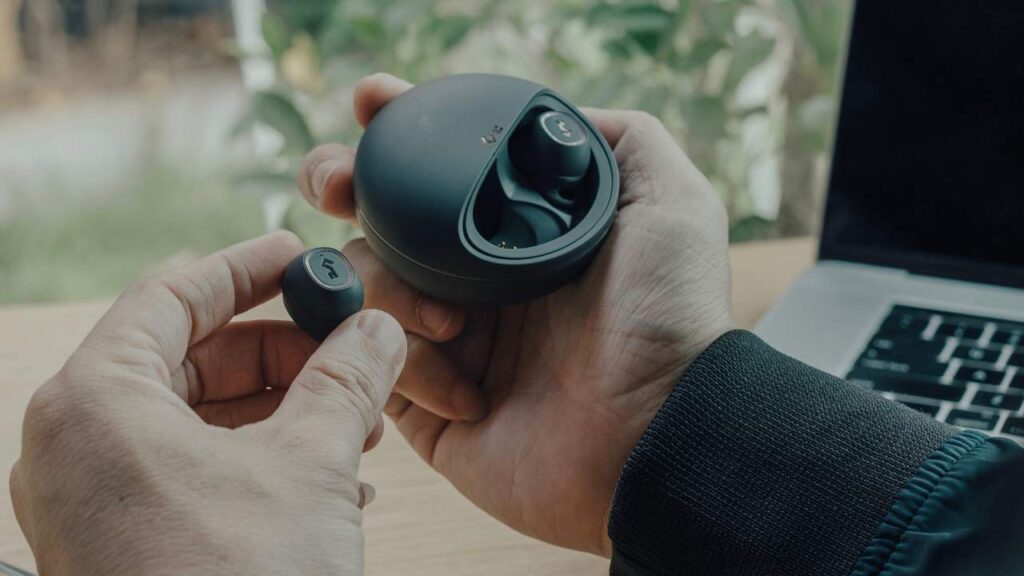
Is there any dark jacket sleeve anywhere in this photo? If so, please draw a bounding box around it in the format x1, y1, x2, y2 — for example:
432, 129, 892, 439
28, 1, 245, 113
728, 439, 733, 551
608, 330, 1024, 576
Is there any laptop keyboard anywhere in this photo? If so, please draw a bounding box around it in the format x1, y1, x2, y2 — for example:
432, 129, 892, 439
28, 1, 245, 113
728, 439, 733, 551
847, 305, 1024, 440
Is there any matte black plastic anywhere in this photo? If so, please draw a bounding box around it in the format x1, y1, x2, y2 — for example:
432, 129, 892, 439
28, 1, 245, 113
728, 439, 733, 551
353, 74, 619, 304
282, 247, 364, 342
518, 111, 591, 190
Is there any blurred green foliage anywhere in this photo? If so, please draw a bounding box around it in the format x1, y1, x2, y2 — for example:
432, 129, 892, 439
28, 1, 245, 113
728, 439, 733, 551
239, 0, 851, 242
0, 168, 265, 304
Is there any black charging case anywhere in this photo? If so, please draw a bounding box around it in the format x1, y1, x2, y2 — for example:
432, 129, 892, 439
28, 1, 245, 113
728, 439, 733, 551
353, 74, 619, 304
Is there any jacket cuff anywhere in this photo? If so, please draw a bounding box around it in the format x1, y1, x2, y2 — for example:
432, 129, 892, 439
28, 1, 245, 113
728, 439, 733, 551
852, 431, 1024, 576
608, 330, 957, 576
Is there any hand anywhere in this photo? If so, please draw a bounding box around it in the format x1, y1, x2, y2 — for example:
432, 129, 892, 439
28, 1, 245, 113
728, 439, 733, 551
298, 74, 733, 555
9, 232, 407, 576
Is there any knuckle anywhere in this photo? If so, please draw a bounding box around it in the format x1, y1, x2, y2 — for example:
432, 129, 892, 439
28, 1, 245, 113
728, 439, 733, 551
341, 237, 370, 259
23, 368, 125, 456
9, 461, 28, 535
122, 277, 160, 301
301, 352, 384, 427
25, 377, 70, 427
22, 376, 84, 455
9, 461, 22, 500
629, 110, 666, 135
275, 229, 304, 253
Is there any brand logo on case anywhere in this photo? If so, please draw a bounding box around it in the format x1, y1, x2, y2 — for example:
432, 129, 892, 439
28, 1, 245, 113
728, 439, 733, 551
480, 125, 504, 145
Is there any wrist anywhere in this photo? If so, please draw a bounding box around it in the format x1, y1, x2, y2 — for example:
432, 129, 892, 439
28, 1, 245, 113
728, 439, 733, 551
597, 319, 732, 558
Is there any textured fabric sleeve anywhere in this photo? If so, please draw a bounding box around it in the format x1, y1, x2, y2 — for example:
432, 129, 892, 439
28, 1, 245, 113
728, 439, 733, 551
607, 330, 958, 576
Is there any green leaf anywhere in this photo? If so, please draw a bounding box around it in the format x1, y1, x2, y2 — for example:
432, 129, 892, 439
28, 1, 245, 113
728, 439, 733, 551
317, 1, 359, 57
250, 91, 317, 155
778, 0, 851, 71
229, 111, 256, 141
729, 215, 776, 242
724, 33, 775, 93
680, 95, 728, 139
348, 15, 387, 49
590, 3, 676, 55
261, 12, 291, 60
432, 15, 474, 50
704, 0, 742, 36
681, 38, 728, 70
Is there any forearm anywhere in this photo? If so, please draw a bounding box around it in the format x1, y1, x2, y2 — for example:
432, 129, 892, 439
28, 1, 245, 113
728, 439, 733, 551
608, 330, 1024, 575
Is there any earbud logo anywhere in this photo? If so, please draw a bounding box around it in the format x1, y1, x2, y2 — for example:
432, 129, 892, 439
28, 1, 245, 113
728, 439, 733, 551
320, 258, 339, 280
480, 125, 504, 145
554, 119, 573, 139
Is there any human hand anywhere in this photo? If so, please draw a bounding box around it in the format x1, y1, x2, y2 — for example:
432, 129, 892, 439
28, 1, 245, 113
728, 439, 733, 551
298, 74, 733, 556
9, 232, 407, 576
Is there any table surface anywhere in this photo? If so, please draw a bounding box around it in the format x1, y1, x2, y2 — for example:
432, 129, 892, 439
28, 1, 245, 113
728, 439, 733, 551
0, 237, 815, 574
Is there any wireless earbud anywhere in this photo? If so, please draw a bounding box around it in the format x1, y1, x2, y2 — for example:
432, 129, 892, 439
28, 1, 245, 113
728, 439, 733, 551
515, 110, 591, 199
282, 247, 363, 342
353, 73, 619, 304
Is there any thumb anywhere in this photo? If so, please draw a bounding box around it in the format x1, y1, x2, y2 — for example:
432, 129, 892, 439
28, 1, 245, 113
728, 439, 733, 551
272, 310, 407, 450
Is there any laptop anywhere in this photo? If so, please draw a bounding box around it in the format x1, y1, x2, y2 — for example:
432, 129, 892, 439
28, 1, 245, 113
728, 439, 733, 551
756, 0, 1024, 441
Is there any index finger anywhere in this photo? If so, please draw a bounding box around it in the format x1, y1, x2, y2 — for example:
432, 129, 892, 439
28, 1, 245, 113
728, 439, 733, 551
297, 74, 413, 219
79, 231, 305, 380
580, 107, 658, 148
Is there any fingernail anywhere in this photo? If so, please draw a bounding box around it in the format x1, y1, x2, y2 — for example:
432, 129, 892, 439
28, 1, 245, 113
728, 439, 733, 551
357, 311, 405, 358
417, 296, 454, 336
358, 482, 376, 509
311, 158, 341, 201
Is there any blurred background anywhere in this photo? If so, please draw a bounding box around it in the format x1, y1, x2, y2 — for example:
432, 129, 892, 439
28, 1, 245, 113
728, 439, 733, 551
0, 0, 850, 305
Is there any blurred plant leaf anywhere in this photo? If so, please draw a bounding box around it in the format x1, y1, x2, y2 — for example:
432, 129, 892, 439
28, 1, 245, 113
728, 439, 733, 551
432, 15, 475, 50
250, 91, 317, 155
724, 32, 774, 93
682, 38, 728, 71
681, 95, 727, 139
281, 33, 325, 93
262, 12, 292, 60
230, 111, 256, 141
729, 215, 776, 242
778, 0, 849, 73
704, 0, 742, 37
591, 3, 675, 56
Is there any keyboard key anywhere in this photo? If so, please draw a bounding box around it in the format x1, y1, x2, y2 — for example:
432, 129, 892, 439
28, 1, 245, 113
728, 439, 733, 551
951, 345, 1001, 365
1009, 373, 1024, 390
1000, 416, 1024, 437
954, 366, 1005, 386
991, 329, 1024, 346
945, 409, 1000, 431
878, 310, 929, 336
1007, 352, 1024, 368
936, 322, 984, 341
971, 391, 1023, 411
856, 358, 947, 378
860, 336, 945, 362
847, 371, 966, 402
896, 399, 941, 417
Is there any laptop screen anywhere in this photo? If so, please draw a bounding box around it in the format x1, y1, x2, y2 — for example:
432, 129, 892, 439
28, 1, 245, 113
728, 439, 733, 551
820, 0, 1024, 287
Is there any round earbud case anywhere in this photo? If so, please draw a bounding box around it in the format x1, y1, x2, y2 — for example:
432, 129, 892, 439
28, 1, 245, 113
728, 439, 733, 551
353, 74, 619, 304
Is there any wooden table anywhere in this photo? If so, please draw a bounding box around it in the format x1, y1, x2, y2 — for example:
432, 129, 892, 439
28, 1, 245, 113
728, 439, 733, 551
0, 237, 815, 574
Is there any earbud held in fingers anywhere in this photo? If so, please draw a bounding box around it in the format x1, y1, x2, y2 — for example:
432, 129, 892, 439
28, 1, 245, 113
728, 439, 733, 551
283, 247, 364, 342
353, 74, 620, 305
